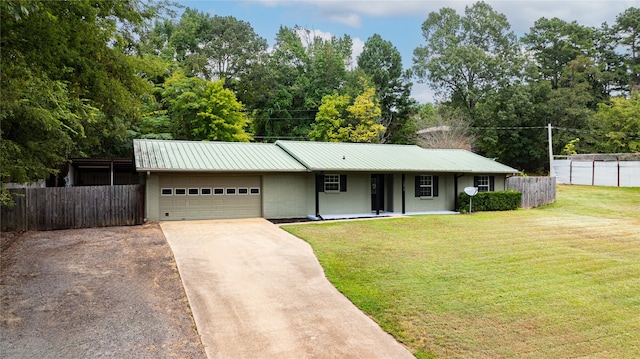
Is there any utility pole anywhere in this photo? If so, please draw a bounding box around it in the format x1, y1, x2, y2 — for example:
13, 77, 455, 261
548, 123, 555, 177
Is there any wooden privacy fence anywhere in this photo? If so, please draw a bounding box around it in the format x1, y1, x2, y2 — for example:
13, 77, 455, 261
506, 176, 556, 209
1, 185, 144, 231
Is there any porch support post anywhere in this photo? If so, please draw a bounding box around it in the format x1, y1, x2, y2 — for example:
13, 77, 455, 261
375, 175, 380, 215
401, 174, 406, 214
315, 173, 322, 219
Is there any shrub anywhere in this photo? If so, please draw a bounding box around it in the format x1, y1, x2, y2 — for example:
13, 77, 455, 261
458, 190, 521, 212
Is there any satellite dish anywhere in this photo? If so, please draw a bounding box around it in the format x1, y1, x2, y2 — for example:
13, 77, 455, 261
464, 187, 478, 196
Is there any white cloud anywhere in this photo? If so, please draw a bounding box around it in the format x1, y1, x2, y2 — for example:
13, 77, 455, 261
351, 37, 365, 62
248, 0, 634, 32
328, 12, 362, 27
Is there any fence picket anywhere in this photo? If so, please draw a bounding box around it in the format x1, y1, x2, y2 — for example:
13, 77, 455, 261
1, 185, 144, 231
506, 176, 556, 209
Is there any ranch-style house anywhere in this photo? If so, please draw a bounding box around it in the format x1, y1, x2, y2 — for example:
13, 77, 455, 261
134, 139, 519, 221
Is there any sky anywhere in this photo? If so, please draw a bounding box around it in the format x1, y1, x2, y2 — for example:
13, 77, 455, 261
175, 0, 638, 103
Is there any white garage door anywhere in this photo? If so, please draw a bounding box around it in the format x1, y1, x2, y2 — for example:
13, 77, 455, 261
159, 175, 262, 220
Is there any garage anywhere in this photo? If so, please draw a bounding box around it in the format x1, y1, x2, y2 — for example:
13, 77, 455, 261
134, 139, 308, 222
158, 174, 262, 220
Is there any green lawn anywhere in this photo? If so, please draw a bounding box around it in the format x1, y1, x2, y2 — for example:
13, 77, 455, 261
282, 185, 640, 359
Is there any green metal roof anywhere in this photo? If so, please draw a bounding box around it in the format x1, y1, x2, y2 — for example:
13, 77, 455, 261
133, 139, 519, 174
133, 139, 307, 172
275, 141, 519, 173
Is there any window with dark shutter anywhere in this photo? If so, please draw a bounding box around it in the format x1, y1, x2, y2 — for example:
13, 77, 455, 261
415, 175, 437, 197
324, 174, 340, 192
474, 175, 494, 192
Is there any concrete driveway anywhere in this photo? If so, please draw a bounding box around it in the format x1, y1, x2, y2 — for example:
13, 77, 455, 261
160, 218, 415, 359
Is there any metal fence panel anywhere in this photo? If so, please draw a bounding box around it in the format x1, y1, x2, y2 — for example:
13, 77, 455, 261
553, 159, 640, 187
620, 162, 640, 187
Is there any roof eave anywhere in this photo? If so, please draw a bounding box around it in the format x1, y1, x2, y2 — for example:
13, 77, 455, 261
136, 168, 308, 173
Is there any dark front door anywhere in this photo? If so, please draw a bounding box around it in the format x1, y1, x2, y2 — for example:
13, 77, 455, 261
371, 174, 385, 212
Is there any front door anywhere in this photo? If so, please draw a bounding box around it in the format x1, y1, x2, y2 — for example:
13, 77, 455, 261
371, 174, 385, 212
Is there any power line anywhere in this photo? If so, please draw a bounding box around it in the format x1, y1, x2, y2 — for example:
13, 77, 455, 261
470, 125, 639, 139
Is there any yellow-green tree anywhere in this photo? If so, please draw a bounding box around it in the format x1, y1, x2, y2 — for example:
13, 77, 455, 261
161, 71, 252, 142
309, 81, 384, 143
594, 92, 640, 152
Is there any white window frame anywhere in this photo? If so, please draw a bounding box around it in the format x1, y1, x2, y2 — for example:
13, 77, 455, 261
174, 188, 186, 196
201, 188, 212, 195
188, 188, 199, 195
226, 188, 236, 195
324, 174, 340, 192
213, 188, 224, 195
477, 176, 490, 192
237, 187, 248, 195
250, 187, 260, 195
418, 175, 433, 198
161, 188, 173, 196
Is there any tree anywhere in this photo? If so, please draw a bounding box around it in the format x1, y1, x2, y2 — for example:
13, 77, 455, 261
309, 80, 384, 143
590, 22, 628, 98
523, 18, 595, 89
148, 8, 268, 85
413, 1, 521, 112
416, 106, 475, 151
243, 26, 313, 141
357, 34, 415, 143
474, 82, 552, 173
302, 28, 353, 108
593, 93, 640, 153
160, 71, 251, 142
613, 7, 640, 91
1, 0, 164, 204
246, 26, 354, 141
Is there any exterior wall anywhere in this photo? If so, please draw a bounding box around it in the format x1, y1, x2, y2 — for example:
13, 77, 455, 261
457, 174, 507, 191
262, 173, 309, 218
317, 173, 371, 215
404, 173, 454, 212
144, 171, 511, 221
145, 173, 160, 221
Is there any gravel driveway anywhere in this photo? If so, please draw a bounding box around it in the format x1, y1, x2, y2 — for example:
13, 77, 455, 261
0, 224, 206, 359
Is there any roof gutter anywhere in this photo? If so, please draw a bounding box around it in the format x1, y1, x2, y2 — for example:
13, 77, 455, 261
136, 168, 308, 173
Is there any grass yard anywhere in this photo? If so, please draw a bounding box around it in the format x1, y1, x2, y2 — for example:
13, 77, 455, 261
282, 185, 640, 359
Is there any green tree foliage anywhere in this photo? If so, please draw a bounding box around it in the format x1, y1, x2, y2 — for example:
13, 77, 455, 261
1, 0, 163, 203
594, 22, 628, 95
357, 34, 415, 143
593, 93, 640, 152
523, 18, 595, 89
247, 26, 353, 141
302, 28, 353, 108
613, 7, 640, 91
413, 1, 521, 112
244, 26, 313, 141
309, 81, 384, 143
160, 72, 251, 142
144, 8, 268, 85
475, 82, 552, 173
